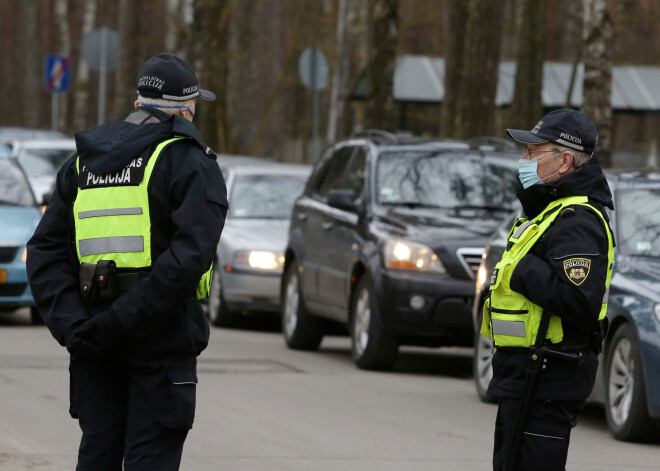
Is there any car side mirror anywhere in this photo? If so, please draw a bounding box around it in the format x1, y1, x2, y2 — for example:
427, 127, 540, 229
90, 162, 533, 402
327, 189, 357, 212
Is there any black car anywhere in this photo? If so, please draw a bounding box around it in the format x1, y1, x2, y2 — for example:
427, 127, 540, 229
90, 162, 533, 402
281, 132, 520, 370
472, 169, 660, 442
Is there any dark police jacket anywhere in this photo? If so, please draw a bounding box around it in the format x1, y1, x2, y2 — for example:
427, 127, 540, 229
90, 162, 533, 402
488, 158, 614, 400
27, 107, 228, 357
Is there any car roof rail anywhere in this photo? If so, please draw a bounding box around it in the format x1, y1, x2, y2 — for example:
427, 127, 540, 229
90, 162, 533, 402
349, 129, 399, 144
466, 136, 519, 152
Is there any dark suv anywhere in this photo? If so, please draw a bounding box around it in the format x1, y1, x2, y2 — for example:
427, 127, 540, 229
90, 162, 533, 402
281, 132, 520, 370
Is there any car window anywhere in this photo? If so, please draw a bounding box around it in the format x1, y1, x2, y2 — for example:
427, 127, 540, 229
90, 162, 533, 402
315, 147, 354, 198
228, 174, 307, 219
375, 150, 518, 210
616, 188, 660, 257
343, 147, 367, 197
18, 148, 73, 178
0, 159, 35, 207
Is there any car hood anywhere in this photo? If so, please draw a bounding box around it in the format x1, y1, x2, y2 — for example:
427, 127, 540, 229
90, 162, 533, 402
611, 255, 660, 303
220, 219, 290, 252
0, 206, 41, 244
377, 206, 509, 239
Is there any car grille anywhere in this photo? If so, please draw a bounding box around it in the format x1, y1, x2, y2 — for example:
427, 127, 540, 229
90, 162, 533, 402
0, 246, 20, 263
456, 247, 485, 280
0, 283, 27, 297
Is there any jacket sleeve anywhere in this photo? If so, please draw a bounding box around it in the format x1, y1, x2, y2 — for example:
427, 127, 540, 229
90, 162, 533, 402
26, 158, 89, 346
510, 207, 610, 329
111, 146, 227, 338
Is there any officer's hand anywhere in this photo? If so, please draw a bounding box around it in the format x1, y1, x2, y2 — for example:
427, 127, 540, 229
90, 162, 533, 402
70, 311, 127, 352
66, 333, 102, 359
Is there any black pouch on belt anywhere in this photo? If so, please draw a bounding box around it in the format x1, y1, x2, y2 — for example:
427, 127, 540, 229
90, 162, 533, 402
79, 260, 118, 302
79, 262, 98, 299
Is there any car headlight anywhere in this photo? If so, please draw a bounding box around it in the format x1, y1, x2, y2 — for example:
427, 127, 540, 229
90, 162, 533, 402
477, 264, 487, 287
382, 240, 445, 273
654, 304, 660, 323
21, 247, 27, 263
234, 250, 285, 270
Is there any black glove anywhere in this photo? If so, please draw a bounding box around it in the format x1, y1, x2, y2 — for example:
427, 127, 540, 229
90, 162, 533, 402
66, 311, 126, 357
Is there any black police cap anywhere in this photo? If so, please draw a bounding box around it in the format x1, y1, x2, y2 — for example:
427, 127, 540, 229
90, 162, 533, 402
506, 109, 598, 153
136, 53, 215, 102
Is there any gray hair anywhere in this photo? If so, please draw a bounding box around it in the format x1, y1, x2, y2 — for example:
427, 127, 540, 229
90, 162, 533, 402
553, 144, 591, 168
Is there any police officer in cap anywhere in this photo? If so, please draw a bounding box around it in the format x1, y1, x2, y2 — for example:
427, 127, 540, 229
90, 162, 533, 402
27, 53, 228, 470
481, 109, 615, 470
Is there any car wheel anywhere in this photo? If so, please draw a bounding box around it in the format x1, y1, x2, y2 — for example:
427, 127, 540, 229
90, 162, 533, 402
473, 312, 497, 403
207, 263, 239, 327
350, 275, 398, 370
30, 306, 44, 325
604, 323, 659, 442
281, 261, 323, 350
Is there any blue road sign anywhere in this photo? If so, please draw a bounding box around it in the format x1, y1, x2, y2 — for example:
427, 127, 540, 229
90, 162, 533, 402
45, 54, 70, 92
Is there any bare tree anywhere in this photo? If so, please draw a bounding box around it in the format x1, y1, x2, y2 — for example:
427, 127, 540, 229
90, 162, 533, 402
509, 0, 547, 130
74, 0, 97, 131
582, 0, 613, 167
21, 0, 39, 127
364, 0, 399, 130
440, 0, 468, 137
453, 0, 506, 139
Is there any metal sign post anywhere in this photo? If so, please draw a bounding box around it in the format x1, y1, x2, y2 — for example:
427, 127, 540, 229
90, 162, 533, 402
299, 47, 328, 163
81, 27, 119, 125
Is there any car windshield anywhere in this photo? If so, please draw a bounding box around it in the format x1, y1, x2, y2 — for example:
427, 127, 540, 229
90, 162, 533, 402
0, 160, 35, 207
19, 147, 74, 178
228, 174, 307, 219
376, 151, 519, 211
617, 188, 660, 257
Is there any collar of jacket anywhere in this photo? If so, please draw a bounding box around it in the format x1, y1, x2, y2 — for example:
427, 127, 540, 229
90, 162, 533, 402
516, 157, 614, 218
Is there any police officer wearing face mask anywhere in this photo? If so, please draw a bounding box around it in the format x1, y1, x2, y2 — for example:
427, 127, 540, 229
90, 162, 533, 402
481, 109, 615, 470
26, 53, 228, 471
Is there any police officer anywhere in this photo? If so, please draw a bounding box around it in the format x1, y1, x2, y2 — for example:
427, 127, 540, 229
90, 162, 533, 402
26, 53, 228, 471
481, 109, 614, 470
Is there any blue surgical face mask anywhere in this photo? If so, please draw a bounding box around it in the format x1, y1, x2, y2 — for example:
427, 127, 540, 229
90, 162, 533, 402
518, 152, 561, 189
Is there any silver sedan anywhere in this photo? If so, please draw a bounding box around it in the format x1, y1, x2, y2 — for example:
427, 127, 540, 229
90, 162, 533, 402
207, 159, 310, 327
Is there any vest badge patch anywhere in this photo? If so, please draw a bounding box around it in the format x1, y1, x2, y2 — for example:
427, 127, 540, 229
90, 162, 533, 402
563, 258, 591, 286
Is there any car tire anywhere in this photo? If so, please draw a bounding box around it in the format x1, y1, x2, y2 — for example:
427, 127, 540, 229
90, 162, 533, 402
350, 275, 398, 370
473, 312, 497, 403
604, 323, 659, 442
30, 306, 44, 325
281, 261, 323, 350
207, 263, 240, 327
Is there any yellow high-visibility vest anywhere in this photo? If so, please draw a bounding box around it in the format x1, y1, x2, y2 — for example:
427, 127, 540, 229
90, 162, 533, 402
481, 196, 614, 348
73, 137, 212, 300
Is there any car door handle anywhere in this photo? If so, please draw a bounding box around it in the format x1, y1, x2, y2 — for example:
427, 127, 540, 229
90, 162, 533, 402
322, 221, 334, 230
297, 212, 308, 221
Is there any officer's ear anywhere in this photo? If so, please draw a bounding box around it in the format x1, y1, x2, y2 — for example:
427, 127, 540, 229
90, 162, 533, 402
134, 100, 140, 109
558, 151, 575, 174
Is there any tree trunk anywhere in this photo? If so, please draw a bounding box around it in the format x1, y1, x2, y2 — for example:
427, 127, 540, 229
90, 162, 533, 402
349, 0, 370, 134
74, 0, 97, 131
454, 0, 506, 139
364, 0, 399, 131
326, 0, 349, 142
440, 0, 468, 137
54, 0, 71, 131
195, 0, 232, 153
21, 0, 39, 128
509, 0, 547, 130
582, 0, 613, 167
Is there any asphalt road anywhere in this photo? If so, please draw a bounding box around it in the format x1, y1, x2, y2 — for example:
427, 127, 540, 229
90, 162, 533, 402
0, 308, 658, 471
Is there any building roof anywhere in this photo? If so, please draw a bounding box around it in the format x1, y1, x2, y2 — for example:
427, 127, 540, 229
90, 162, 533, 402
392, 56, 660, 111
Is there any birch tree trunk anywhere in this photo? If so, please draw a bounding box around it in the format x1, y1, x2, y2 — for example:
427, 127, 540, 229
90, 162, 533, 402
440, 0, 468, 137
509, 0, 547, 130
582, 0, 613, 167
326, 0, 348, 142
454, 0, 506, 139
364, 0, 399, 131
74, 0, 97, 131
54, 0, 71, 131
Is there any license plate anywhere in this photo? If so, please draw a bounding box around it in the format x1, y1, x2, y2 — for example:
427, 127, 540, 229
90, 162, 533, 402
0, 269, 6, 283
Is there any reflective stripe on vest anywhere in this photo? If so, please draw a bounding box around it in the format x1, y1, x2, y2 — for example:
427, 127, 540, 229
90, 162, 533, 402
481, 196, 615, 348
73, 137, 213, 300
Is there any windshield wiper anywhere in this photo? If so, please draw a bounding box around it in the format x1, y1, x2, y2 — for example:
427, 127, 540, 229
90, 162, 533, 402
0, 199, 21, 206
453, 204, 514, 212
380, 201, 443, 209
